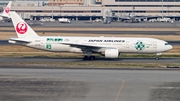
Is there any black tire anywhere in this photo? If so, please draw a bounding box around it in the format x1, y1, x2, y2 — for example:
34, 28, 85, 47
83, 56, 88, 60
90, 56, 95, 60
83, 56, 95, 60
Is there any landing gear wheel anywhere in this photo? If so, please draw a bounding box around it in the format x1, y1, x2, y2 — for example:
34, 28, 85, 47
90, 56, 95, 60
155, 53, 161, 60
83, 56, 88, 60
83, 56, 95, 60
155, 57, 159, 60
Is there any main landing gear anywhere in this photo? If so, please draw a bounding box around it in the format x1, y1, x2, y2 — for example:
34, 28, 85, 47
83, 51, 95, 60
83, 56, 95, 60
155, 53, 161, 60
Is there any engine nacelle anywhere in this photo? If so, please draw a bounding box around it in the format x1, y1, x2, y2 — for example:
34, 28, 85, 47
0, 17, 3, 22
105, 49, 119, 58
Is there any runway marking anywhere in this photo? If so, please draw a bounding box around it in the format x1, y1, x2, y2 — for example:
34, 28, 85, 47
115, 81, 125, 101
150, 87, 180, 89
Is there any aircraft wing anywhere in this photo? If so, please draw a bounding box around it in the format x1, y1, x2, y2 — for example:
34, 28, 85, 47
61, 42, 116, 50
134, 15, 162, 19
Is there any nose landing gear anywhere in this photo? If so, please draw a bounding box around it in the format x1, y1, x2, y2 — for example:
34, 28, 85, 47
155, 53, 161, 60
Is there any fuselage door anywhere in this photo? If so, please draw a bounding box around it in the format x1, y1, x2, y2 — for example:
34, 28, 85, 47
152, 41, 157, 52
124, 40, 131, 52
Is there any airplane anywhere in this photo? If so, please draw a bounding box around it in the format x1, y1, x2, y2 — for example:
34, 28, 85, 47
0, 1, 12, 22
118, 13, 146, 23
8, 11, 173, 60
117, 6, 148, 23
118, 13, 174, 23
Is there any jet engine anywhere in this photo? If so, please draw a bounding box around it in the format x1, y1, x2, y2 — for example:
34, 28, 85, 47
105, 49, 119, 58
0, 17, 3, 22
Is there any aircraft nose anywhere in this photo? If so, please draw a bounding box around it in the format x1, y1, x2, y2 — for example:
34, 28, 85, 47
169, 45, 173, 50
166, 44, 173, 51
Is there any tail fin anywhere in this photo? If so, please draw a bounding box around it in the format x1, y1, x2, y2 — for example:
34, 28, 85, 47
1, 1, 12, 18
10, 11, 39, 38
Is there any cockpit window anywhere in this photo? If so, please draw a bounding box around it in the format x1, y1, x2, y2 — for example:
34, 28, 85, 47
165, 43, 170, 45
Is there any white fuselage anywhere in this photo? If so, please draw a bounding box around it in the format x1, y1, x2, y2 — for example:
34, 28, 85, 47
9, 36, 172, 54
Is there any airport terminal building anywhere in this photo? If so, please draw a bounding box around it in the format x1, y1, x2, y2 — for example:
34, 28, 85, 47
0, 0, 180, 20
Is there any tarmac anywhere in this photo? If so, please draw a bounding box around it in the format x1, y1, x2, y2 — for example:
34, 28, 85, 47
0, 68, 179, 101
1, 30, 180, 35
0, 57, 179, 63
0, 21, 179, 101
1, 21, 180, 37
0, 20, 180, 28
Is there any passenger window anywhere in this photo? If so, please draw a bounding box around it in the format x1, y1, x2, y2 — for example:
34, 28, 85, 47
58, 38, 62, 41
55, 38, 58, 41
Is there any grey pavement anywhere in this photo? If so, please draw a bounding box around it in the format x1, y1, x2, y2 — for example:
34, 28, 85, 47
0, 57, 179, 63
0, 68, 179, 101
1, 21, 180, 28
1, 30, 179, 35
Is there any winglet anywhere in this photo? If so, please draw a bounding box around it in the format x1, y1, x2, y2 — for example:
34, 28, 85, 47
10, 11, 39, 38
0, 1, 12, 18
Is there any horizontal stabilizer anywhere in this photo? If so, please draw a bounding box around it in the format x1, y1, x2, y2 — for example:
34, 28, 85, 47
9, 38, 31, 44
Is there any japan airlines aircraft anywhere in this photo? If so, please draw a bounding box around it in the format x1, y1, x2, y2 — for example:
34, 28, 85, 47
9, 11, 173, 60
0, 1, 12, 22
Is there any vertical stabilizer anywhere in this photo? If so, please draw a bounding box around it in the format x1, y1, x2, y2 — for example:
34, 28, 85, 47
1, 1, 12, 18
10, 11, 39, 38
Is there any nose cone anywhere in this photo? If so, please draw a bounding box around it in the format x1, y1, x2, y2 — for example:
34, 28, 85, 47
157, 41, 173, 52
168, 45, 173, 50
164, 44, 173, 51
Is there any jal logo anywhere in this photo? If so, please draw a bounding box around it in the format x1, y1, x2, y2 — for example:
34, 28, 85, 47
5, 7, 10, 13
16, 22, 28, 34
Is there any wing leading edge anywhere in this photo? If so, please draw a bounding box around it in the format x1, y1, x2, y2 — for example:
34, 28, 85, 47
61, 42, 117, 50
